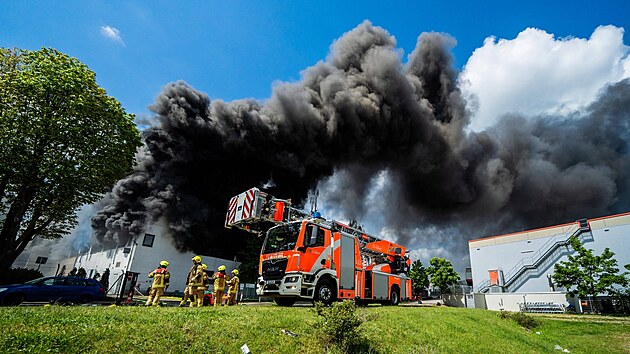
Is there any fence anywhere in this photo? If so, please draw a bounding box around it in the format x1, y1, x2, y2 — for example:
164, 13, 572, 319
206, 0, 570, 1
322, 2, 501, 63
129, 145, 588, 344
518, 302, 565, 313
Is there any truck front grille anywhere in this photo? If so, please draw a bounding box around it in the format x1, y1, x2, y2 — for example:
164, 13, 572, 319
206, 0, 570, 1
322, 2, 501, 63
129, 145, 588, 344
261, 258, 288, 280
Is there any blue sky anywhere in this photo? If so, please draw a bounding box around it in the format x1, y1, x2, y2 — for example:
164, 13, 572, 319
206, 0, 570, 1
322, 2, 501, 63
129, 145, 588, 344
1, 0, 628, 119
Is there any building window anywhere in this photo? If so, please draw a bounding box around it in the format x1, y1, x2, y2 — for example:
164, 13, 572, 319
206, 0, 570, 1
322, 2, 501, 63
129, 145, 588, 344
35, 256, 48, 264
142, 233, 155, 247
115, 262, 121, 267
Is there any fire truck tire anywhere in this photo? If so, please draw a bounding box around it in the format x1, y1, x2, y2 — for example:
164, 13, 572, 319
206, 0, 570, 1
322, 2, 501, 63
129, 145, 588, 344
274, 297, 297, 307
388, 287, 400, 306
315, 279, 336, 306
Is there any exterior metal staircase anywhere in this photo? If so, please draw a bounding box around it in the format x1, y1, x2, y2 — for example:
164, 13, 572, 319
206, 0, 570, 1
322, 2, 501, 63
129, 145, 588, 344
474, 219, 591, 293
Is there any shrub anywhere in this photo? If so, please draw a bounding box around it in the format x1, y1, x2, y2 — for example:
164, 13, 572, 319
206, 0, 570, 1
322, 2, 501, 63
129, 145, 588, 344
511, 312, 540, 329
314, 300, 371, 353
498, 310, 511, 320
499, 311, 540, 330
611, 288, 630, 315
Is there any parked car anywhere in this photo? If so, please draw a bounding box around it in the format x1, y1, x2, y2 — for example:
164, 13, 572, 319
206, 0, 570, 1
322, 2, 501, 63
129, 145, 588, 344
0, 276, 106, 305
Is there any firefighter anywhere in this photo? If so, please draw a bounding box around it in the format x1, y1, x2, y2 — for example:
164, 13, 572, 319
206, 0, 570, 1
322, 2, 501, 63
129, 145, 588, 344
196, 264, 210, 307
145, 260, 170, 306
212, 265, 227, 307
226, 269, 240, 306
180, 255, 204, 307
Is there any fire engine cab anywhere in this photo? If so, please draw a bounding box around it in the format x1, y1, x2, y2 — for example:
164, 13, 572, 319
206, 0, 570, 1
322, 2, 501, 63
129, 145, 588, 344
226, 187, 412, 306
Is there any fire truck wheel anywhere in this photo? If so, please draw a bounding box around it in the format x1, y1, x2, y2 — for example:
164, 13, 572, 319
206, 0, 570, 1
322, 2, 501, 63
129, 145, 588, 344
389, 287, 400, 306
274, 297, 297, 307
315, 279, 336, 306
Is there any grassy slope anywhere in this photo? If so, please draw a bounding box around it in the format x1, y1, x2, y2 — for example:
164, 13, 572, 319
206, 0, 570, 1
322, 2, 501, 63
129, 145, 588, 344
0, 305, 628, 354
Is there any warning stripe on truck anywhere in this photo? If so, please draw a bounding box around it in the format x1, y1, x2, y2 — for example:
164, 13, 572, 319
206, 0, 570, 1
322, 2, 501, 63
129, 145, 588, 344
243, 189, 254, 218
226, 188, 257, 227
226, 195, 239, 226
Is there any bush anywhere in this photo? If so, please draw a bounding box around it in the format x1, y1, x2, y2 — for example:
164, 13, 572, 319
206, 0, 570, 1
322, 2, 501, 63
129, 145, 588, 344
498, 310, 511, 320
499, 311, 540, 330
611, 288, 630, 315
0, 268, 44, 285
314, 300, 372, 353
511, 312, 540, 329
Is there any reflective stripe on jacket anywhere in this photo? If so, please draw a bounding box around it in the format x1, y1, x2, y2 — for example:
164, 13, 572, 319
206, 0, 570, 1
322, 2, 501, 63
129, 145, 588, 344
148, 268, 170, 288
213, 273, 227, 291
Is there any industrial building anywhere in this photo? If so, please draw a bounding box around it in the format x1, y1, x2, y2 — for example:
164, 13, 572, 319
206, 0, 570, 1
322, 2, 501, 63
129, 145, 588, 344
72, 219, 239, 296
469, 212, 630, 295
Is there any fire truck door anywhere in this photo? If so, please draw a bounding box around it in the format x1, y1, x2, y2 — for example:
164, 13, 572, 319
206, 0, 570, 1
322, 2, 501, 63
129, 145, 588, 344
400, 278, 407, 299
339, 234, 355, 290
373, 272, 388, 300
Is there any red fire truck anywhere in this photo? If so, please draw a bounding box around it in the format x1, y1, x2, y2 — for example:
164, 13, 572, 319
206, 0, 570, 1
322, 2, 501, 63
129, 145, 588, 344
226, 187, 412, 306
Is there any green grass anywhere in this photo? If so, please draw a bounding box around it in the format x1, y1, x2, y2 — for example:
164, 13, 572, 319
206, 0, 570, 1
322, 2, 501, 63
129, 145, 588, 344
0, 304, 628, 353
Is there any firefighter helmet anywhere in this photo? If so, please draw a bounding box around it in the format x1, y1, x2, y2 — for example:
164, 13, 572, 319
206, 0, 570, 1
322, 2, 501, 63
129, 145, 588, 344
160, 260, 169, 267
202, 264, 208, 270
231, 269, 239, 275
192, 255, 202, 263
218, 265, 226, 271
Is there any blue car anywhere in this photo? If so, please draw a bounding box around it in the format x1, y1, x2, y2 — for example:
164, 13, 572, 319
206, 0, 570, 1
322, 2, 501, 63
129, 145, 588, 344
0, 276, 106, 305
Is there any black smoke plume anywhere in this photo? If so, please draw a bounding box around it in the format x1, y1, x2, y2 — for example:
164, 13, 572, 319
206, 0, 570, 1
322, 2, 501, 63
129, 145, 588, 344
92, 21, 630, 264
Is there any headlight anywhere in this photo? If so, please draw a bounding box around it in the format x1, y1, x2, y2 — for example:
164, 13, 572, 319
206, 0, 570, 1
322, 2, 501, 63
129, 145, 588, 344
285, 276, 299, 283
0, 288, 7, 292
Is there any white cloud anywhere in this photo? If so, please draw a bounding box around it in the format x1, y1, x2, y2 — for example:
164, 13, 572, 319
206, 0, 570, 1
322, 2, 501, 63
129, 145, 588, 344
460, 25, 630, 131
100, 25, 124, 45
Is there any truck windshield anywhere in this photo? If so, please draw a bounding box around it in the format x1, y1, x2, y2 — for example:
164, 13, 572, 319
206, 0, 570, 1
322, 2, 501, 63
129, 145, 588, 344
262, 222, 301, 254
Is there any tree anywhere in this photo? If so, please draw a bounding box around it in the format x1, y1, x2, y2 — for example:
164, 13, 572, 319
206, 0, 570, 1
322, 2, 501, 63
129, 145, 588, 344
427, 257, 460, 295
235, 236, 264, 283
0, 48, 141, 278
408, 260, 429, 297
552, 236, 629, 301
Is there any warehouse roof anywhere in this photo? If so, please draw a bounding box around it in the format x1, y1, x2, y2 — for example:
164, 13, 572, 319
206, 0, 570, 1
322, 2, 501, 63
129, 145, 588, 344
468, 211, 630, 248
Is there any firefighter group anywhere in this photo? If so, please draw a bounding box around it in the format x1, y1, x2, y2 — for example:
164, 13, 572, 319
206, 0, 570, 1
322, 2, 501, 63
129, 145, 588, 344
144, 255, 240, 307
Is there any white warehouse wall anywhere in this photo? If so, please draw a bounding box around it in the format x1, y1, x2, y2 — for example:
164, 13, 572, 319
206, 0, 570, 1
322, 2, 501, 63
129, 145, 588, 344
483, 292, 569, 311
130, 220, 240, 294
469, 213, 630, 293
74, 219, 240, 295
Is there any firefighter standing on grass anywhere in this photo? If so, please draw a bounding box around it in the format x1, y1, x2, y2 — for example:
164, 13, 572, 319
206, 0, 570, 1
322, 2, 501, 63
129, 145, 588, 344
227, 269, 240, 306
180, 255, 204, 307
212, 265, 227, 307
196, 264, 210, 307
145, 260, 170, 306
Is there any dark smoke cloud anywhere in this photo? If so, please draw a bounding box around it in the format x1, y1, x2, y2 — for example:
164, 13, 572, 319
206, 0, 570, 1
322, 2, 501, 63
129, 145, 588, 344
92, 21, 630, 264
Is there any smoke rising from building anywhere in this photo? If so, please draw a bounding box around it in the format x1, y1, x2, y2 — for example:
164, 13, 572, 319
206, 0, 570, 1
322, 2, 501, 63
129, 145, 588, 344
91, 21, 630, 264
